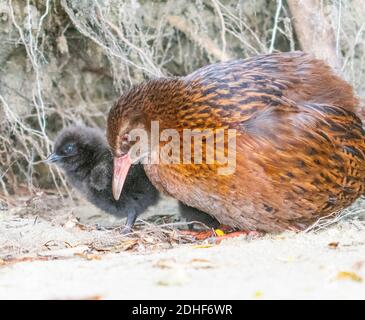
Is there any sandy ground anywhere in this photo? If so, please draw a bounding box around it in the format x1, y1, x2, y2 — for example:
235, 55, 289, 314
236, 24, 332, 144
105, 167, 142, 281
1, 192, 365, 300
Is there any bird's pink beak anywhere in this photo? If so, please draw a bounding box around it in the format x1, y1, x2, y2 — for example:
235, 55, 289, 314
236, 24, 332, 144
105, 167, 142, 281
112, 154, 132, 200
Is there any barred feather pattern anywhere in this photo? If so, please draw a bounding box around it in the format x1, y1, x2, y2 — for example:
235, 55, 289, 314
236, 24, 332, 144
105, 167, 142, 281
107, 51, 365, 232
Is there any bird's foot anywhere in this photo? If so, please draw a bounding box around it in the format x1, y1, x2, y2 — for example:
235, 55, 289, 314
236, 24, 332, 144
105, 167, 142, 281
179, 225, 262, 242
121, 227, 132, 235
211, 230, 262, 243
95, 224, 108, 231
179, 229, 216, 240
114, 225, 133, 235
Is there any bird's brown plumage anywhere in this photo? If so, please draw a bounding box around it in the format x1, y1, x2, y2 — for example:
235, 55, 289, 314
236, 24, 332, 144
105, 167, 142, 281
107, 51, 365, 232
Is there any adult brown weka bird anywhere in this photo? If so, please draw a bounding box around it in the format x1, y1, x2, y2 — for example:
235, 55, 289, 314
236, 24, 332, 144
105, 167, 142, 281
107, 51, 365, 233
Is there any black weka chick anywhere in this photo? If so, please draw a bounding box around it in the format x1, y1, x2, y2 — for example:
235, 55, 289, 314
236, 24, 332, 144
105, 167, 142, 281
47, 125, 218, 232
107, 51, 365, 233
46, 125, 160, 232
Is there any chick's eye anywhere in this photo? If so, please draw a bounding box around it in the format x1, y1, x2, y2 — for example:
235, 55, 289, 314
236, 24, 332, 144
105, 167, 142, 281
63, 143, 75, 154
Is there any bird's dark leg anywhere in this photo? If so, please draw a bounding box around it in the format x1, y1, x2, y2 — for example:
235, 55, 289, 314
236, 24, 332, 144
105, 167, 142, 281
178, 202, 220, 230
178, 202, 263, 241
119, 210, 137, 235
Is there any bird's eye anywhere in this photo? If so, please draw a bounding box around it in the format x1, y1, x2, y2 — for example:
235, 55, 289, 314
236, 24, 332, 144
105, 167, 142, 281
121, 134, 130, 144
63, 143, 76, 154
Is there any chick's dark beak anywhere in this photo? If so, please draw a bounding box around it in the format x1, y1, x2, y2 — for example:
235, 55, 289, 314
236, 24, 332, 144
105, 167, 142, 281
112, 154, 132, 200
44, 153, 62, 164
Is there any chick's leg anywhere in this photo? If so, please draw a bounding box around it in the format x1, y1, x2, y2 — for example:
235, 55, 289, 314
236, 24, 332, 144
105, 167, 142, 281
119, 210, 137, 235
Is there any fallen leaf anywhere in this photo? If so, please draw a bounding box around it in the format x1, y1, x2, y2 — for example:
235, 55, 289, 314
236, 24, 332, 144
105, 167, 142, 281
92, 239, 138, 252
190, 258, 214, 269
335, 271, 363, 282
253, 291, 263, 299
74, 253, 101, 261
116, 240, 139, 251
215, 229, 225, 237
144, 236, 156, 244
43, 240, 72, 250
80, 295, 103, 300
191, 258, 210, 262
192, 244, 214, 249
213, 231, 251, 243
328, 242, 339, 249
154, 259, 176, 269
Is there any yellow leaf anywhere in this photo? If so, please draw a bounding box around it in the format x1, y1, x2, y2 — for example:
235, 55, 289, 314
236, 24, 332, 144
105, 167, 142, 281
253, 291, 263, 299
336, 271, 363, 282
215, 229, 225, 237
192, 244, 214, 249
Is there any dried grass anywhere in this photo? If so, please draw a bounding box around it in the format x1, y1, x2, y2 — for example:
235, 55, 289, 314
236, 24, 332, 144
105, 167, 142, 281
305, 198, 365, 233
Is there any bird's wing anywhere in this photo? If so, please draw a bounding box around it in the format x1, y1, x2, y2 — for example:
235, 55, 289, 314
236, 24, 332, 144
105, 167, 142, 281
180, 64, 297, 130
234, 100, 365, 221
89, 162, 111, 192
179, 52, 359, 133
185, 51, 358, 111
